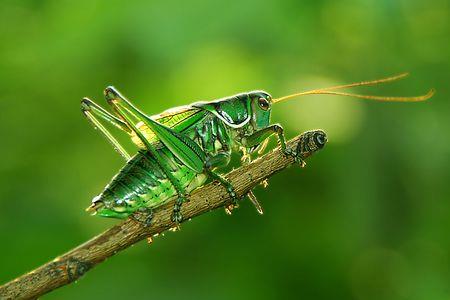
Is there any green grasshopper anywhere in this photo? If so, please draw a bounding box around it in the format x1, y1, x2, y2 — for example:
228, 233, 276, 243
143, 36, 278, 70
82, 73, 433, 224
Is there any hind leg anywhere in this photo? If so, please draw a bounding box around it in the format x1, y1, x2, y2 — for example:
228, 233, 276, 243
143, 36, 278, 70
103, 86, 189, 224
81, 98, 131, 161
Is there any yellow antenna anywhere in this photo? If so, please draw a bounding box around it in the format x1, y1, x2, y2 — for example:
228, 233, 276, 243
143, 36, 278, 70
273, 73, 434, 103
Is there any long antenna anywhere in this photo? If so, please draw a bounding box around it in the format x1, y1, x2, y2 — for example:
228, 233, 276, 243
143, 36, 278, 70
273, 73, 434, 103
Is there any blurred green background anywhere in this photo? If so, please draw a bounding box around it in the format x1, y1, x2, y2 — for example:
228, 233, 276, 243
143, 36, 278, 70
0, 0, 448, 299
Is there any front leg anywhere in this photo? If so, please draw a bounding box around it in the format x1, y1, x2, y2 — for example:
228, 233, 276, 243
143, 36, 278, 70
241, 124, 305, 166
241, 124, 287, 151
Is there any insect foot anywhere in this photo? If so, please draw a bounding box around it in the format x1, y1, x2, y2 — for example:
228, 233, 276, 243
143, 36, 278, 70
223, 185, 241, 215
282, 146, 306, 167
260, 179, 269, 188
230, 184, 242, 205
171, 196, 186, 224
130, 207, 154, 227
225, 203, 238, 215
171, 211, 183, 223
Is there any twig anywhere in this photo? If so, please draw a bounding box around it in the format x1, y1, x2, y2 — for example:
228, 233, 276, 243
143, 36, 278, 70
0, 130, 326, 300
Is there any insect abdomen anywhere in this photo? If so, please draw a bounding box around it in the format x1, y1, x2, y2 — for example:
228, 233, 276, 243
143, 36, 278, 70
89, 148, 207, 219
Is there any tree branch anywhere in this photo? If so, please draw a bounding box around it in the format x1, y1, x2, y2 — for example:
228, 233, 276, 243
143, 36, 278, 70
0, 130, 327, 300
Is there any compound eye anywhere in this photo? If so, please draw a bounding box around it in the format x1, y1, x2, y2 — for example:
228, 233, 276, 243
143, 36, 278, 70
258, 97, 270, 111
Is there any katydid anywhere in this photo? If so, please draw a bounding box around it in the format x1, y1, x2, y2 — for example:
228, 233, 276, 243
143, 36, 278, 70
82, 73, 433, 224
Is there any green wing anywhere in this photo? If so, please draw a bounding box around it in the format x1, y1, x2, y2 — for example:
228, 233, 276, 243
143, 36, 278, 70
124, 104, 206, 173
131, 106, 205, 147
104, 84, 209, 178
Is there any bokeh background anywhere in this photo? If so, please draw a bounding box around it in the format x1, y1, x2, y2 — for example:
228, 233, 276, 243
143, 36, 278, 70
0, 0, 448, 299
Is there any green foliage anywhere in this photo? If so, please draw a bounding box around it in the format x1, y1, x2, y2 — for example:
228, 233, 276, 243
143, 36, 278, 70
0, 0, 448, 299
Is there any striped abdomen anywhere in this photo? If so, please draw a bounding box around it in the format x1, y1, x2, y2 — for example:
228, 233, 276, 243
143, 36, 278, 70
90, 147, 207, 219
